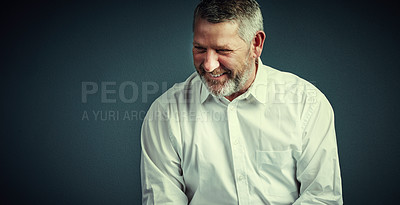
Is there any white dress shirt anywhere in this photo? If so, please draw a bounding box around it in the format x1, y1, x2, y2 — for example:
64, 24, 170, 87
141, 60, 343, 205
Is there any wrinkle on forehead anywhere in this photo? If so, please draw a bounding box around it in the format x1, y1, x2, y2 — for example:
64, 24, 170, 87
193, 18, 245, 49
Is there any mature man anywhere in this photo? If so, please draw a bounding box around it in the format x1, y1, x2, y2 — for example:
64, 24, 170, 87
141, 0, 343, 204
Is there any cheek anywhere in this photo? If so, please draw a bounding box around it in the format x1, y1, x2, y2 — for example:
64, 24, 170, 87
218, 56, 238, 72
193, 53, 204, 66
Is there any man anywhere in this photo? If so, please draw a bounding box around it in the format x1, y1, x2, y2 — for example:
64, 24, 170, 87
141, 0, 343, 204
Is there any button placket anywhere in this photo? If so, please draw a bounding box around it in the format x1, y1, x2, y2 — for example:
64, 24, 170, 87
227, 102, 249, 204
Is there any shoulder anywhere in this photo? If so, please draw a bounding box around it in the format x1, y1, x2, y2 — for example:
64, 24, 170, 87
263, 65, 328, 104
260, 65, 334, 122
264, 65, 311, 87
145, 72, 202, 117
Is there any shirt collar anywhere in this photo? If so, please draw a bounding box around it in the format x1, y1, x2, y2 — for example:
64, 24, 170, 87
199, 58, 269, 104
247, 58, 269, 104
200, 81, 211, 104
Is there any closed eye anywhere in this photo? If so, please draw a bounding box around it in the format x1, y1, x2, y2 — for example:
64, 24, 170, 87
216, 49, 232, 54
194, 46, 206, 53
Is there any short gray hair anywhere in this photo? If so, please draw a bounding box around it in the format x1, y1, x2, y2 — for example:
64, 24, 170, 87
193, 0, 264, 43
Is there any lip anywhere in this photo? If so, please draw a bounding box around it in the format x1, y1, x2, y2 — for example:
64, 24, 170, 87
206, 72, 227, 80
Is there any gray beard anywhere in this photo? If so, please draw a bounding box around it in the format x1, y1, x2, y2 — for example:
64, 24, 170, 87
199, 60, 254, 98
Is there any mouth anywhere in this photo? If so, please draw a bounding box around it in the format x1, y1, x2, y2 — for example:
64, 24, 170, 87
210, 73, 225, 78
207, 70, 231, 79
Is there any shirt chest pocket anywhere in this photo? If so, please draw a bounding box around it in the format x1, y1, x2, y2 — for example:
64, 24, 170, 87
256, 150, 298, 197
256, 150, 294, 167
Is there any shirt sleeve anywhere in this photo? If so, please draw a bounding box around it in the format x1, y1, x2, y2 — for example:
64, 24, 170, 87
293, 92, 343, 204
140, 101, 188, 205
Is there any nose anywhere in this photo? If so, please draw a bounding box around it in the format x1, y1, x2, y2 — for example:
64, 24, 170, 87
203, 50, 220, 72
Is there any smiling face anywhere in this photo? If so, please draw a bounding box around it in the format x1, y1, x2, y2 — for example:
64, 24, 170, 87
193, 18, 258, 100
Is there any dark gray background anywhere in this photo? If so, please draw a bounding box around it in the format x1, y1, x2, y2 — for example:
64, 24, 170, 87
2, 0, 399, 204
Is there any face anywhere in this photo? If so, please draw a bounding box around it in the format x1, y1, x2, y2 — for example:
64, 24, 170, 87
192, 18, 257, 99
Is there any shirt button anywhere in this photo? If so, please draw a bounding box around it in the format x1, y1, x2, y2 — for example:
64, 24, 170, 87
238, 175, 244, 181
233, 139, 239, 145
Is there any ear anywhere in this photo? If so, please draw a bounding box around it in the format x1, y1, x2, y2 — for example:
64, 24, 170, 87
251, 31, 266, 58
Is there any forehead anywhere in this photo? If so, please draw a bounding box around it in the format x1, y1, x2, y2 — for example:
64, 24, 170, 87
193, 18, 245, 47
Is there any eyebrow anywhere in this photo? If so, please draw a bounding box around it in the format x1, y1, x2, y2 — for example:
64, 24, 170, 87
193, 42, 233, 50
